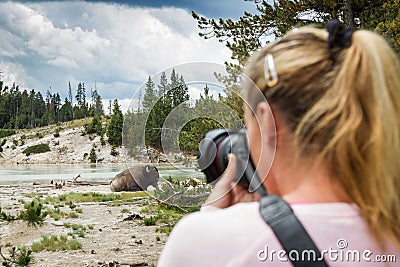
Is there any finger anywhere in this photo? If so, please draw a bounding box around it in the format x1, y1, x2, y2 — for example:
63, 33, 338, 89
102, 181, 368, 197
219, 154, 237, 185
204, 154, 237, 208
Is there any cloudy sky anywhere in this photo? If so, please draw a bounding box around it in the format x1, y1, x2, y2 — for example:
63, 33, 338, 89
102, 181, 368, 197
0, 0, 258, 112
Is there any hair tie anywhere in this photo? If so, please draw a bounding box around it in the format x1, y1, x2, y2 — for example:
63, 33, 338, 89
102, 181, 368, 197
326, 20, 355, 55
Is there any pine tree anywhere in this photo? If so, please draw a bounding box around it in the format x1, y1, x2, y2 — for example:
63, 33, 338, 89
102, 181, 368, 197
68, 81, 73, 104
108, 100, 112, 115
52, 93, 61, 123
94, 95, 104, 117
68, 81, 74, 120
107, 99, 123, 146
158, 72, 169, 97
142, 76, 157, 111
192, 0, 400, 120
89, 147, 97, 163
75, 83, 83, 107
60, 97, 73, 122
85, 115, 102, 135
88, 88, 104, 117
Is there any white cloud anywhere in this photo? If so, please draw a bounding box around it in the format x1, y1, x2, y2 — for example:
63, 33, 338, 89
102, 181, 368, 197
102, 98, 134, 114
0, 1, 231, 101
0, 61, 29, 89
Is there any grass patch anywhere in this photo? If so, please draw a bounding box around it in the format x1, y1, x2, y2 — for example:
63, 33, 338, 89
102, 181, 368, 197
31, 235, 82, 252
68, 212, 78, 218
44, 192, 147, 205
143, 216, 158, 226
46, 208, 68, 220
77, 230, 85, 238
50, 212, 61, 221
22, 144, 50, 156
0, 129, 16, 138
75, 208, 83, 213
120, 208, 129, 213
140, 203, 200, 235
64, 223, 88, 238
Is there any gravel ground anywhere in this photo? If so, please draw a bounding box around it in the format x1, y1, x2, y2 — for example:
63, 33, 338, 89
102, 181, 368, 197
0, 183, 169, 267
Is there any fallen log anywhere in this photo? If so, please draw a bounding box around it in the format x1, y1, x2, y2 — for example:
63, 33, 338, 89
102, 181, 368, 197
66, 180, 111, 186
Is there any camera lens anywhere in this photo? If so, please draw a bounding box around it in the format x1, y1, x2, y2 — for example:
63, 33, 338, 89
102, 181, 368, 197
198, 129, 232, 184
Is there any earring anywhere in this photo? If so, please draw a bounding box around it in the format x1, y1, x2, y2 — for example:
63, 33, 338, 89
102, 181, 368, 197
264, 53, 278, 87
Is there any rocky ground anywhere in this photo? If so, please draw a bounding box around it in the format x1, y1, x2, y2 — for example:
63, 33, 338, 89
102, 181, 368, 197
0, 183, 177, 267
0, 118, 184, 165
0, 119, 127, 164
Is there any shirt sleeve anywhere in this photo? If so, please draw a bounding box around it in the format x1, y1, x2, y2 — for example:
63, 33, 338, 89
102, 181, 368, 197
157, 213, 206, 267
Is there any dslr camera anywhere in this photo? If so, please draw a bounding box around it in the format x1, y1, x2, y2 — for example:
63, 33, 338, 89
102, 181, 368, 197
197, 128, 256, 187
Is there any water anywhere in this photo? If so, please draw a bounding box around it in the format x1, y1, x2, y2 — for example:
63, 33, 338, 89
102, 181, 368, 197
0, 163, 205, 185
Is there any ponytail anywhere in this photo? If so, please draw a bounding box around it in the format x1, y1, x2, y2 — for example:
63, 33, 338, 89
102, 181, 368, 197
324, 30, 400, 249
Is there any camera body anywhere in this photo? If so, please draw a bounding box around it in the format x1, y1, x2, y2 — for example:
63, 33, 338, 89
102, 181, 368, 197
197, 128, 253, 185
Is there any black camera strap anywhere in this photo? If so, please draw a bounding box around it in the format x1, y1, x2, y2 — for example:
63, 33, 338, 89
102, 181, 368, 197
259, 195, 329, 267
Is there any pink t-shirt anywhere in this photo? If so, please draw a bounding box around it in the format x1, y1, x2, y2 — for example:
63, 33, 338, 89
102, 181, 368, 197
158, 202, 399, 266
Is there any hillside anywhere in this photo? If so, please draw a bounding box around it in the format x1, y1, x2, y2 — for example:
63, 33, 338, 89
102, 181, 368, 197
0, 118, 125, 164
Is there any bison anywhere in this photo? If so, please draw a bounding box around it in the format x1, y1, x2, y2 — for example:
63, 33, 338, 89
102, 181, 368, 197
110, 165, 159, 192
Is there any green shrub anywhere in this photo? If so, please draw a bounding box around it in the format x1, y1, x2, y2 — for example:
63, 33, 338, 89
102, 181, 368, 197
0, 129, 16, 138
22, 144, 50, 156
143, 216, 158, 226
100, 134, 106, 146
68, 212, 78, 219
77, 230, 85, 238
0, 246, 34, 266
110, 145, 118, 156
75, 208, 83, 213
89, 147, 97, 163
53, 128, 61, 138
0, 206, 17, 222
19, 200, 48, 226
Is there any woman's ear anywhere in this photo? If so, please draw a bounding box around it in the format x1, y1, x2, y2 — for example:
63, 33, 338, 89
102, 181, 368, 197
256, 101, 276, 146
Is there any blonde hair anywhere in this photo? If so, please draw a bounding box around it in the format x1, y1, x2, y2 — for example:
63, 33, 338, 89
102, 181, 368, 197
245, 26, 400, 249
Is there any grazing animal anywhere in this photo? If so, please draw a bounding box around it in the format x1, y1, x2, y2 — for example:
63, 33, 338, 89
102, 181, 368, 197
110, 165, 159, 192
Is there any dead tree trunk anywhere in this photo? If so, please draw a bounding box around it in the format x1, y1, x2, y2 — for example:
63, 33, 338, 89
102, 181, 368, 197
339, 0, 355, 28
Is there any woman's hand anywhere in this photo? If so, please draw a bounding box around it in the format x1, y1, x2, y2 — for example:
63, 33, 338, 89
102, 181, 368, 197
204, 154, 260, 209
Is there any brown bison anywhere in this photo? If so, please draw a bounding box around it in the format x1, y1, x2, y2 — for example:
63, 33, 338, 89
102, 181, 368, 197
110, 165, 159, 192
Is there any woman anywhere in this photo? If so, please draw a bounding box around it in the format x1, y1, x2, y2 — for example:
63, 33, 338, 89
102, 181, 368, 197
158, 21, 400, 266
